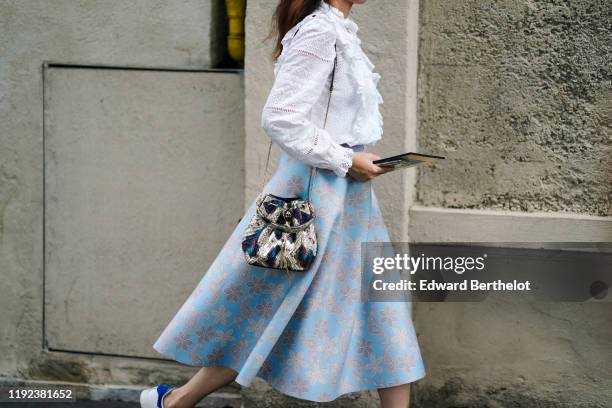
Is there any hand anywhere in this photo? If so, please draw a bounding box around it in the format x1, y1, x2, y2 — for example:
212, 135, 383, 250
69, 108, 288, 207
347, 152, 394, 182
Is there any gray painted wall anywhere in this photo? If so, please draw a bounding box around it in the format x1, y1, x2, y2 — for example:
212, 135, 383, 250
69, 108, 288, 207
44, 67, 244, 358
413, 1, 611, 406
0, 0, 245, 395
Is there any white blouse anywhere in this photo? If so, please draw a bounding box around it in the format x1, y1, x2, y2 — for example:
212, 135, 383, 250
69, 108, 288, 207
260, 1, 384, 177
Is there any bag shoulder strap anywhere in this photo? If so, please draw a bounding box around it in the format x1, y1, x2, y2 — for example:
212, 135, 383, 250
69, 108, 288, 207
261, 43, 338, 199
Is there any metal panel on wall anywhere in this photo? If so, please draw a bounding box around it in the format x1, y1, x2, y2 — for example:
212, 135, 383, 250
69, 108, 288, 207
44, 66, 244, 358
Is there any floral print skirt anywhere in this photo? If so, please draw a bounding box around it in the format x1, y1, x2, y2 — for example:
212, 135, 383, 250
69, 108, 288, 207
152, 147, 426, 402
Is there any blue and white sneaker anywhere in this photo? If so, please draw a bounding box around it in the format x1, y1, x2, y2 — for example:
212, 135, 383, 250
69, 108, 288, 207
139, 383, 175, 408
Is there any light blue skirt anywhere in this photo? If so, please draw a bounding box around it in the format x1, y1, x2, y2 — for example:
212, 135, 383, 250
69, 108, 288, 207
152, 146, 426, 402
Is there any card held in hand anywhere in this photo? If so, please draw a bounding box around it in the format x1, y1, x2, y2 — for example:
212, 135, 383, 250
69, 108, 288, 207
373, 152, 445, 169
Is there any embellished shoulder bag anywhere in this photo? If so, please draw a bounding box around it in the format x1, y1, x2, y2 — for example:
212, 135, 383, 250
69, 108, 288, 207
241, 45, 338, 277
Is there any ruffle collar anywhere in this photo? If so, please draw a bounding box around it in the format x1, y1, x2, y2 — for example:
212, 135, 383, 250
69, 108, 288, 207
316, 2, 383, 145
278, 1, 384, 146
317, 1, 359, 36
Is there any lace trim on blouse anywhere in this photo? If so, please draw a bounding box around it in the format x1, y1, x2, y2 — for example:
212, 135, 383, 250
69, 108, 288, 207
261, 14, 354, 177
320, 1, 384, 146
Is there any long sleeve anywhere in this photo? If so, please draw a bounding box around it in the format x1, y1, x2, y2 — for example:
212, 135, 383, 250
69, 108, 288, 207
261, 17, 354, 178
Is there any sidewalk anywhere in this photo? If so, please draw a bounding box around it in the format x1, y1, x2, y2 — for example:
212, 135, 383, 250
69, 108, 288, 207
0, 377, 242, 408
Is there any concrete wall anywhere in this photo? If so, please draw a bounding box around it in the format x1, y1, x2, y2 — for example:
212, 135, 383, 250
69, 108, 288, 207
0, 0, 245, 398
412, 1, 612, 406
416, 0, 611, 216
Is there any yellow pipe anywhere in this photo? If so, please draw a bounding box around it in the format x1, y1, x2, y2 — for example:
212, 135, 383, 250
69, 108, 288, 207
225, 0, 245, 63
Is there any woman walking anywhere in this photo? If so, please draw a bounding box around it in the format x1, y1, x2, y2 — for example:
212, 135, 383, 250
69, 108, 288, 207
140, 1, 425, 407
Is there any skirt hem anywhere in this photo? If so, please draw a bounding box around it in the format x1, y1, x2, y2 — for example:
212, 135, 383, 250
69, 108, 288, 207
152, 343, 426, 403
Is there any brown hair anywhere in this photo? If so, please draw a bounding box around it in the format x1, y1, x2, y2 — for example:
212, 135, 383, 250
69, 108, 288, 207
266, 0, 327, 61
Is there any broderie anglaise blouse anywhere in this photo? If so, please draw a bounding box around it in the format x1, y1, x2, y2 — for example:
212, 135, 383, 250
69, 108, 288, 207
261, 1, 384, 177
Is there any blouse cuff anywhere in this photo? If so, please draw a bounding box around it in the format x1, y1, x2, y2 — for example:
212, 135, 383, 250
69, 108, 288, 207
330, 145, 354, 177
